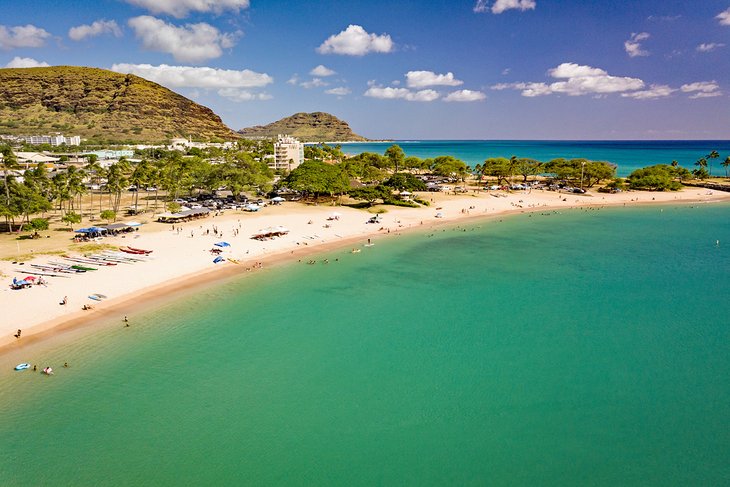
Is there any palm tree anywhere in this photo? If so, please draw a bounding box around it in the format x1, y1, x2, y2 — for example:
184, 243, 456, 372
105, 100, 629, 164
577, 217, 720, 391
129, 160, 150, 213
706, 150, 720, 177
722, 156, 730, 179
671, 160, 678, 168
0, 145, 19, 212
85, 157, 103, 218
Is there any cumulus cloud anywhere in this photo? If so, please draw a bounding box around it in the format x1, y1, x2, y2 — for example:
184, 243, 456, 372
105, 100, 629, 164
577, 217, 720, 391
405, 71, 463, 88
681, 81, 722, 99
300, 78, 329, 89
69, 20, 122, 41
474, 0, 536, 14
0, 24, 51, 50
125, 0, 250, 18
717, 8, 730, 26
317, 25, 393, 56
364, 85, 440, 102
491, 62, 645, 97
443, 89, 486, 102
621, 84, 675, 99
696, 42, 725, 52
110, 63, 272, 89
128, 16, 239, 63
217, 88, 272, 102
625, 32, 650, 57
310, 64, 336, 77
325, 87, 351, 96
4, 56, 49, 68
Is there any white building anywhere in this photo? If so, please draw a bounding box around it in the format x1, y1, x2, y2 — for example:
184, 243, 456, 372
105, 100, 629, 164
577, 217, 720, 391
25, 134, 81, 146
272, 135, 304, 172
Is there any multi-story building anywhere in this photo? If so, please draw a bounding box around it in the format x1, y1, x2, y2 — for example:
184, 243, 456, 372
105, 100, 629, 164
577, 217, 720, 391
272, 135, 304, 172
25, 135, 81, 146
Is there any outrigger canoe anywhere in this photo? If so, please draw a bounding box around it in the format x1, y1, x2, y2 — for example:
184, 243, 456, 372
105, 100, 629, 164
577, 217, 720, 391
14, 363, 31, 371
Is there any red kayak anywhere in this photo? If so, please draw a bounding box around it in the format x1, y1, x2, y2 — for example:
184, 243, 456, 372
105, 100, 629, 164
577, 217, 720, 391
127, 246, 153, 254
119, 246, 147, 255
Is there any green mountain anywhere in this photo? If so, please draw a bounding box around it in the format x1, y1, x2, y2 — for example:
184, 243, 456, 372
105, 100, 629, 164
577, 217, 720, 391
0, 66, 236, 144
239, 112, 368, 142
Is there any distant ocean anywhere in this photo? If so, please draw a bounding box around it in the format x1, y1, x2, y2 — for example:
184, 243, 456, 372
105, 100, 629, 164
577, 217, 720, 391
2, 204, 730, 486
338, 140, 730, 177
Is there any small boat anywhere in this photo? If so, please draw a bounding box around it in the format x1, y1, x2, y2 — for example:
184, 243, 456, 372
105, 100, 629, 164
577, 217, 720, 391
227, 258, 241, 264
42, 367, 53, 375
14, 363, 31, 371
88, 293, 107, 301
119, 246, 147, 255
213, 256, 225, 264
127, 246, 153, 254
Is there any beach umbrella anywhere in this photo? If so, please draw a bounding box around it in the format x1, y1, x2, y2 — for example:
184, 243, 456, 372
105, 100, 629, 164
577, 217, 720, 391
329, 212, 342, 218
271, 196, 285, 202
274, 225, 290, 233
214, 241, 231, 247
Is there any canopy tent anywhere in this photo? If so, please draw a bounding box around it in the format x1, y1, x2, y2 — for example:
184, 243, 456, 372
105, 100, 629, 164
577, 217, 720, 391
74, 226, 108, 234
125, 221, 143, 227
252, 226, 289, 240
105, 223, 127, 230
270, 196, 285, 202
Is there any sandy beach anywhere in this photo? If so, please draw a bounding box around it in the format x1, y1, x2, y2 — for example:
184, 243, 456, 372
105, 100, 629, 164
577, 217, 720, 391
2, 187, 728, 353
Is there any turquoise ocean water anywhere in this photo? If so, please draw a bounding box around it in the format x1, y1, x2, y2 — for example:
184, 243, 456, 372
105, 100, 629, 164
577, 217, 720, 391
1, 203, 729, 486
338, 140, 730, 177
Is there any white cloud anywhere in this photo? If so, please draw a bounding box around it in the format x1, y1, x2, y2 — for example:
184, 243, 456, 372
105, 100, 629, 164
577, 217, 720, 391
310, 64, 336, 77
286, 74, 299, 85
128, 16, 239, 63
443, 89, 486, 102
696, 42, 725, 52
4, 56, 49, 68
325, 87, 351, 96
364, 86, 439, 102
491, 62, 645, 97
217, 88, 272, 102
680, 81, 722, 99
69, 20, 122, 41
717, 8, 730, 26
474, 0, 536, 14
405, 70, 463, 88
110, 63, 273, 89
501, 68, 511, 75
125, 0, 250, 18
0, 24, 51, 50
625, 32, 650, 57
621, 84, 675, 99
300, 78, 329, 89
317, 25, 393, 56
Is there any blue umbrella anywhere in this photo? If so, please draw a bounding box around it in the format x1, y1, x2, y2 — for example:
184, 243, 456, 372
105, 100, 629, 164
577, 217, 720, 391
214, 241, 231, 248
74, 228, 91, 233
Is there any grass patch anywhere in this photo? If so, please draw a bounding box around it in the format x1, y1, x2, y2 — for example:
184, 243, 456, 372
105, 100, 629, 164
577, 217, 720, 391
0, 250, 66, 262
367, 207, 388, 214
71, 243, 118, 253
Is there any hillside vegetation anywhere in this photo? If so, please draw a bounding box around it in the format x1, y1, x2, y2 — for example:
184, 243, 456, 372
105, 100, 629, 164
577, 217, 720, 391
239, 112, 367, 142
0, 66, 236, 144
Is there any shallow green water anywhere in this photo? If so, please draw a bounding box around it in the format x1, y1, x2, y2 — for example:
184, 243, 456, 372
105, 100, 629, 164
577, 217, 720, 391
1, 204, 729, 486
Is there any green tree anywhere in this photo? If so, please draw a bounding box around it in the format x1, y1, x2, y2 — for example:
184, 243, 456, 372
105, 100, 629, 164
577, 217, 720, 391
384, 144, 405, 173
285, 160, 349, 198
481, 157, 511, 185
347, 186, 390, 206
431, 156, 469, 181
515, 158, 543, 183
100, 209, 116, 223
627, 165, 683, 191
383, 173, 427, 191
722, 156, 730, 178
62, 211, 82, 226
706, 150, 719, 177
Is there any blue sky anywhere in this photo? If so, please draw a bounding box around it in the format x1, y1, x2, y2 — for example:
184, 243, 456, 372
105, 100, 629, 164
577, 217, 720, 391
1, 0, 729, 139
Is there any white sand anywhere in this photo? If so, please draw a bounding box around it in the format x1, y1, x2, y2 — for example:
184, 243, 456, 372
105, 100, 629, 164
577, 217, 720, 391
1, 187, 728, 351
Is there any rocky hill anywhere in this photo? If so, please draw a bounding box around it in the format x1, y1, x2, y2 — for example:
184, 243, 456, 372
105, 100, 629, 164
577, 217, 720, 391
0, 66, 236, 143
239, 112, 367, 142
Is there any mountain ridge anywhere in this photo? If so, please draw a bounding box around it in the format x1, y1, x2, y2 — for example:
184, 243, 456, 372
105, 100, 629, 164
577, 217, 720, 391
239, 112, 368, 142
0, 66, 237, 144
